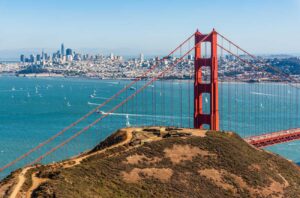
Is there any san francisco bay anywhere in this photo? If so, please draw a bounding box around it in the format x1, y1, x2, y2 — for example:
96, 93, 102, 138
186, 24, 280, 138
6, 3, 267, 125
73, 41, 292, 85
1, 76, 300, 178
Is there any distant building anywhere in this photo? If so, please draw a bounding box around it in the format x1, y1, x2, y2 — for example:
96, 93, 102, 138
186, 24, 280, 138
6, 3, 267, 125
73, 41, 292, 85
56, 50, 61, 59
43, 53, 48, 60
36, 54, 41, 62
66, 48, 72, 56
74, 53, 81, 61
61, 43, 65, 56
20, 54, 25, 62
67, 55, 73, 62
62, 55, 66, 62
30, 54, 35, 63
110, 53, 114, 60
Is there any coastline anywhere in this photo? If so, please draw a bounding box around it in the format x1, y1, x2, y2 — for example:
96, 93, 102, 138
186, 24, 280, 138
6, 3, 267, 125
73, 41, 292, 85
0, 72, 297, 85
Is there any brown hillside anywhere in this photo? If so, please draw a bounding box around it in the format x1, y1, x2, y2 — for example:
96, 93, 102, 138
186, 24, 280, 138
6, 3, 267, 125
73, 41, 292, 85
1, 127, 300, 198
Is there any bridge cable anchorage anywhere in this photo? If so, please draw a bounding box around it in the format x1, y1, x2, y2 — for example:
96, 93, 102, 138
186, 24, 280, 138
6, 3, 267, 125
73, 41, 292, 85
27, 32, 213, 166
0, 33, 196, 173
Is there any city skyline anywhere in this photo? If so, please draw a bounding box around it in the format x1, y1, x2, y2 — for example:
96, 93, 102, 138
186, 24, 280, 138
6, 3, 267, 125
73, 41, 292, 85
16, 43, 148, 61
0, 0, 300, 59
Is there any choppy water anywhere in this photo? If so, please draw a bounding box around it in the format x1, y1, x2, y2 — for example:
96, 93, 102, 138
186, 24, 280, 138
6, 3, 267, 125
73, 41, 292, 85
0, 76, 300, 179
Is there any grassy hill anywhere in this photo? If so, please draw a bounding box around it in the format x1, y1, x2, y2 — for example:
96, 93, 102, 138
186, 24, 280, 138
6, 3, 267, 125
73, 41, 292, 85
2, 127, 300, 197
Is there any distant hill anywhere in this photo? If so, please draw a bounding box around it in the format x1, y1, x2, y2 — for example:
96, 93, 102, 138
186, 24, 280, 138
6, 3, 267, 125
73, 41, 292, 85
2, 127, 300, 198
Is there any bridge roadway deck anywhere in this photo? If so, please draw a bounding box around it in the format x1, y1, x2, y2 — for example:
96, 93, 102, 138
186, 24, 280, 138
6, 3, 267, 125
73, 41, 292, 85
244, 128, 300, 148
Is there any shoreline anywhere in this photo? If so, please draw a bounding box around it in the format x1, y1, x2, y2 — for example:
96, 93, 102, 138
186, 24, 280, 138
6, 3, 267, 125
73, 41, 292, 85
0, 72, 296, 84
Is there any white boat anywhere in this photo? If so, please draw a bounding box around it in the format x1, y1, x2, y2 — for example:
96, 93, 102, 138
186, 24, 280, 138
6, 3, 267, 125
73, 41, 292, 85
130, 87, 136, 90
97, 110, 110, 115
126, 114, 130, 127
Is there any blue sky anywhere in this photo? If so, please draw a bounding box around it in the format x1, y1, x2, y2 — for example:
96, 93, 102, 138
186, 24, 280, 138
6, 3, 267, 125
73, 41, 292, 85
0, 0, 299, 57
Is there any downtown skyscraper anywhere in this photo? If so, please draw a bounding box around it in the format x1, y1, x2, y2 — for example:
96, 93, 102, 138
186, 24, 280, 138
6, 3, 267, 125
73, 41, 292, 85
61, 43, 65, 57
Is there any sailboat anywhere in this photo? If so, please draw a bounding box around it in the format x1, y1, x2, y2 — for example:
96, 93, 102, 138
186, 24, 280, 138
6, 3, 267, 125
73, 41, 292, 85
126, 114, 130, 127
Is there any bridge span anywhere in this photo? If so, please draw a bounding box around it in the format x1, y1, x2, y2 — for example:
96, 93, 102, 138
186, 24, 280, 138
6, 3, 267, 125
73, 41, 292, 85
245, 128, 300, 148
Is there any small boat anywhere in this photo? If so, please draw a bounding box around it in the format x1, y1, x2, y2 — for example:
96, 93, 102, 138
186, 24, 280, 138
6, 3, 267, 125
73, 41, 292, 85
97, 110, 110, 115
90, 90, 97, 98
130, 87, 136, 91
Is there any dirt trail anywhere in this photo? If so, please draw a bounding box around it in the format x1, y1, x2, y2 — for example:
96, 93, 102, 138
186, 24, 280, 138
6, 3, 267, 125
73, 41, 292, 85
26, 172, 47, 198
63, 127, 134, 168
9, 167, 31, 198
8, 128, 135, 198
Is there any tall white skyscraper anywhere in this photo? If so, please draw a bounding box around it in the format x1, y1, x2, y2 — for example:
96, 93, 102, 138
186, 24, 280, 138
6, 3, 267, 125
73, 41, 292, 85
140, 53, 144, 62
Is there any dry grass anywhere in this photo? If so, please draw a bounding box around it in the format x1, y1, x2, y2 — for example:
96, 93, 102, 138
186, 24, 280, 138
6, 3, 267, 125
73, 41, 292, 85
164, 144, 215, 164
199, 168, 290, 197
125, 154, 161, 165
198, 169, 236, 192
121, 168, 173, 183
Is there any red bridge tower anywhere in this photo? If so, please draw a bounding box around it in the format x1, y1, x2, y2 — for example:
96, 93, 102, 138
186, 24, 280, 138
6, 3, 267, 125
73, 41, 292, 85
194, 29, 219, 130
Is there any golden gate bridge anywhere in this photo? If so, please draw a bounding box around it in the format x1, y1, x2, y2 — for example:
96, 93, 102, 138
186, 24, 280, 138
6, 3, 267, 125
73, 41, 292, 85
1, 29, 300, 178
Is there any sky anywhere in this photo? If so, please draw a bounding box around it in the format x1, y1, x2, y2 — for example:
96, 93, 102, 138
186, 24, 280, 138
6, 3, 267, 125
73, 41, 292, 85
0, 0, 299, 58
